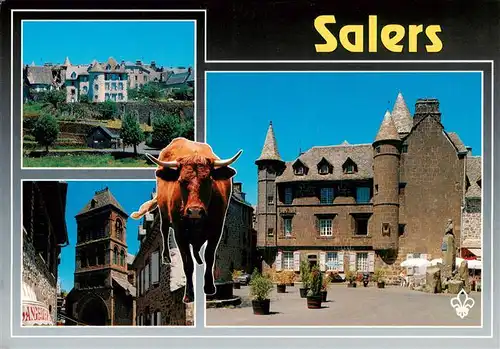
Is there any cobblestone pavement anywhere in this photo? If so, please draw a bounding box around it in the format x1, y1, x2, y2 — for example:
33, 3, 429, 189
206, 284, 482, 326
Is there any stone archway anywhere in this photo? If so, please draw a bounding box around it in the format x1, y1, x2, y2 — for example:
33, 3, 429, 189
79, 296, 109, 326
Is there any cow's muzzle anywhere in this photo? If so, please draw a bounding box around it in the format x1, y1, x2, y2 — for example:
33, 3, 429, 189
185, 207, 206, 219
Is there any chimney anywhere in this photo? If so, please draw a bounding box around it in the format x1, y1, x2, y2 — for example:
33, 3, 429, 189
413, 98, 441, 125
136, 60, 142, 66
466, 146, 472, 156
151, 61, 156, 69
233, 182, 242, 193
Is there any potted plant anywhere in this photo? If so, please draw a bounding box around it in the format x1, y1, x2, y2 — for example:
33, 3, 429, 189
274, 271, 287, 293
345, 270, 357, 288
299, 260, 311, 298
306, 265, 323, 309
372, 268, 386, 288
232, 270, 242, 289
249, 270, 274, 315
285, 271, 295, 286
321, 273, 330, 302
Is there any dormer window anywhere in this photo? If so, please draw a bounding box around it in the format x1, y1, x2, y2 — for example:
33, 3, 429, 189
90, 199, 97, 208
106, 64, 111, 70
71, 72, 76, 79
342, 158, 358, 174
293, 159, 308, 176
317, 157, 333, 175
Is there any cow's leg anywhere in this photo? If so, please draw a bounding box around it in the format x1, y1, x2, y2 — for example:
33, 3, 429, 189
203, 238, 218, 295
174, 226, 195, 303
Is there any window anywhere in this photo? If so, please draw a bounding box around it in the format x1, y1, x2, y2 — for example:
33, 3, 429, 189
319, 219, 333, 236
284, 218, 292, 237
80, 250, 87, 268
356, 187, 371, 203
138, 270, 142, 295
145, 263, 150, 291
284, 187, 293, 205
326, 252, 339, 271
135, 76, 138, 81
320, 188, 334, 204
83, 86, 88, 93
319, 164, 329, 174
154, 311, 161, 326
144, 76, 148, 82
113, 247, 118, 264
105, 93, 110, 101
342, 159, 357, 174
294, 166, 305, 175
345, 163, 354, 173
105, 82, 110, 90
71, 72, 76, 79
151, 251, 160, 285
267, 195, 274, 205
356, 252, 368, 272
402, 145, 408, 153
94, 84, 99, 90
398, 224, 406, 236
399, 183, 406, 195
111, 82, 117, 90
118, 82, 123, 90
353, 215, 369, 236
283, 251, 294, 270
97, 245, 105, 265
116, 219, 123, 240
267, 228, 274, 237
140, 268, 145, 295
120, 249, 125, 266
374, 184, 379, 194
376, 146, 381, 153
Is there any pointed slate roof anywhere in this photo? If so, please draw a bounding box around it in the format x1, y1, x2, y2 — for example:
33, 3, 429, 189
391, 92, 413, 134
63, 57, 71, 67
375, 110, 400, 142
76, 187, 128, 217
256, 122, 283, 162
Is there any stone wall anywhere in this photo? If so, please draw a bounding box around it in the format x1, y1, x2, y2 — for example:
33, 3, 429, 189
216, 197, 254, 278
462, 198, 481, 244
22, 235, 58, 323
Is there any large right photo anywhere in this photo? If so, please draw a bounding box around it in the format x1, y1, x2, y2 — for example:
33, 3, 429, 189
205, 71, 483, 327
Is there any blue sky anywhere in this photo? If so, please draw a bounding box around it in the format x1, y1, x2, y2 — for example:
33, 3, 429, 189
59, 181, 156, 292
207, 72, 482, 206
22, 21, 194, 67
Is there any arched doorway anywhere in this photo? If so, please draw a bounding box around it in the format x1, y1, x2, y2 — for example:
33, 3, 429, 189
79, 297, 108, 326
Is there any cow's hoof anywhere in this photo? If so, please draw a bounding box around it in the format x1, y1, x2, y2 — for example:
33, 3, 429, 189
204, 283, 216, 295
183, 295, 194, 304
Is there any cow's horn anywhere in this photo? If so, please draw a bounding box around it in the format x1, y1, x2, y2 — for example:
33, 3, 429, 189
213, 150, 243, 167
146, 153, 178, 168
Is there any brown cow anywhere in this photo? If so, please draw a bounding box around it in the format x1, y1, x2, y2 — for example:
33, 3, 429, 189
131, 137, 242, 303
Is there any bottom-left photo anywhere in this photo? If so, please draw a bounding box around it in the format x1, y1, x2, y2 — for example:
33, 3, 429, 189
21, 180, 194, 327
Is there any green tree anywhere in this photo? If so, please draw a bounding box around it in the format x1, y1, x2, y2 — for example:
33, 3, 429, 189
97, 100, 118, 120
33, 114, 59, 152
127, 87, 140, 101
42, 89, 66, 110
139, 82, 162, 100
79, 94, 90, 103
151, 114, 181, 149
121, 113, 145, 155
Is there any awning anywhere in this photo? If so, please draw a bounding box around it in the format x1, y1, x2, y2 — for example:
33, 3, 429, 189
466, 248, 482, 257
22, 282, 53, 326
112, 275, 137, 297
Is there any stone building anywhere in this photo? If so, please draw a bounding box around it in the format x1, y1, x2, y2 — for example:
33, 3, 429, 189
132, 190, 194, 326
461, 154, 482, 259
22, 181, 69, 326
256, 93, 481, 277
215, 183, 256, 279
65, 187, 136, 326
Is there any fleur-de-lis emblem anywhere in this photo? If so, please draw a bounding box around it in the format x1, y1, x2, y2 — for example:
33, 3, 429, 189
450, 288, 475, 319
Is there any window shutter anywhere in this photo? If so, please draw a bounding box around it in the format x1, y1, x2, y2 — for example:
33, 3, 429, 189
349, 252, 356, 271
151, 251, 159, 284
338, 252, 344, 272
293, 251, 301, 271
275, 251, 282, 271
319, 251, 326, 271
368, 251, 375, 272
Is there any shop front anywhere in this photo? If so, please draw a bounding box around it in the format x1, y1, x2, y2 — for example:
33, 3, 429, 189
22, 281, 54, 326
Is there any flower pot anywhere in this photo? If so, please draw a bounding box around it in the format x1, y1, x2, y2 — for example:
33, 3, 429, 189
252, 299, 270, 315
299, 288, 309, 298
233, 282, 241, 289
348, 282, 357, 288
306, 295, 322, 309
320, 290, 327, 302
377, 281, 385, 289
277, 284, 286, 293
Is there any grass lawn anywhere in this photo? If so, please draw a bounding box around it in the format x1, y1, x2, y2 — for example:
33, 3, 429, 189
23, 154, 155, 168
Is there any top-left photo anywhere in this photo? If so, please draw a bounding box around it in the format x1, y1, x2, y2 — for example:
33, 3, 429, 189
21, 20, 196, 168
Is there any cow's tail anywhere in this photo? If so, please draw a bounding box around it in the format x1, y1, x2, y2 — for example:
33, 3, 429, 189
130, 196, 158, 220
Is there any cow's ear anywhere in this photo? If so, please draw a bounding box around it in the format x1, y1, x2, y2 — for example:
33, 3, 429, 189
211, 166, 236, 180
156, 168, 180, 181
